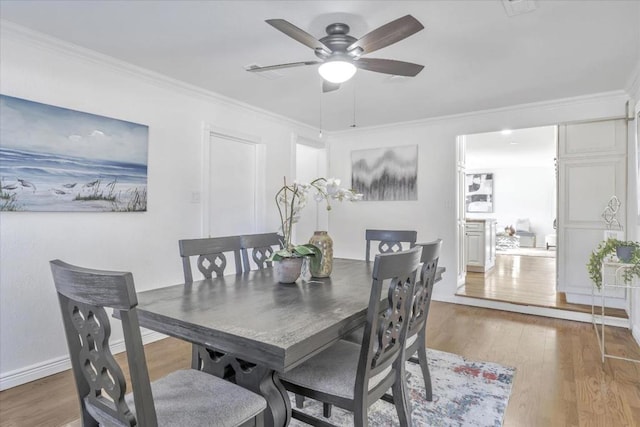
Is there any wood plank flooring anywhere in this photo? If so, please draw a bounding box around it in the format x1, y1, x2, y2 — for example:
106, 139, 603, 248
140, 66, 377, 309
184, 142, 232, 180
1, 303, 639, 426
458, 253, 628, 318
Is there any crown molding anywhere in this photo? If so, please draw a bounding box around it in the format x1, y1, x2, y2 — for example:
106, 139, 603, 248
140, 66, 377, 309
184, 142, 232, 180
626, 61, 640, 103
328, 90, 630, 137
0, 20, 316, 133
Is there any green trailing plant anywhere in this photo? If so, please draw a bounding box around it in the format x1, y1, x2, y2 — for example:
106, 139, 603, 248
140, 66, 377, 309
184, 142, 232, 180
587, 238, 640, 289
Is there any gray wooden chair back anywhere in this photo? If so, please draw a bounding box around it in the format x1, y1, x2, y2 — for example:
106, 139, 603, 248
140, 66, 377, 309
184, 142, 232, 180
365, 229, 417, 263
50, 259, 157, 426
179, 235, 243, 282
178, 235, 243, 370
240, 232, 283, 271
407, 239, 443, 340
356, 246, 422, 402
278, 247, 422, 425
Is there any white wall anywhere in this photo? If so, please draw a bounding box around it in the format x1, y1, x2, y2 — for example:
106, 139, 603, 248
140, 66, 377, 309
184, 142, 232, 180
632, 80, 640, 346
0, 26, 320, 388
466, 167, 555, 246
326, 93, 629, 305
465, 126, 557, 246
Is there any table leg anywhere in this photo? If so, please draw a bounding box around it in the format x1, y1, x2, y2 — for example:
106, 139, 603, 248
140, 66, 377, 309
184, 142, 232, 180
198, 347, 291, 427
234, 363, 291, 427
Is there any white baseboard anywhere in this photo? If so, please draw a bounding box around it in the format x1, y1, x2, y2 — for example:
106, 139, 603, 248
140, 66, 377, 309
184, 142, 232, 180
434, 295, 631, 328
634, 325, 640, 348
0, 330, 167, 391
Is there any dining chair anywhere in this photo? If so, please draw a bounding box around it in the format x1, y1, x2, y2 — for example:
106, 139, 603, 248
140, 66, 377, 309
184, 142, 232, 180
329, 240, 442, 419
240, 232, 283, 271
365, 229, 417, 262
178, 235, 243, 370
279, 246, 423, 427
179, 235, 243, 282
50, 259, 266, 427
403, 239, 442, 401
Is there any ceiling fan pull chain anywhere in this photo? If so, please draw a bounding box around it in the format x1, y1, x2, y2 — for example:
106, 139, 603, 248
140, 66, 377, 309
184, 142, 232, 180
351, 79, 357, 128
319, 82, 324, 138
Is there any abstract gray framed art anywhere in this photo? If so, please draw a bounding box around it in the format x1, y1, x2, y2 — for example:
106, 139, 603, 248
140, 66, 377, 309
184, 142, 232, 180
466, 173, 493, 213
0, 95, 148, 212
351, 145, 417, 201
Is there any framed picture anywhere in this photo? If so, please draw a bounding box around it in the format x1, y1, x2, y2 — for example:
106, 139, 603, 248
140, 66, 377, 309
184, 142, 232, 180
466, 173, 493, 212
0, 95, 148, 212
351, 145, 417, 201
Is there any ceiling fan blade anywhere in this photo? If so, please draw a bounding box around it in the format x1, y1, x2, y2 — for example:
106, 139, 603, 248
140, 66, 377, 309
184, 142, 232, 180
266, 19, 331, 55
246, 61, 321, 72
348, 15, 424, 56
355, 58, 424, 77
322, 81, 341, 93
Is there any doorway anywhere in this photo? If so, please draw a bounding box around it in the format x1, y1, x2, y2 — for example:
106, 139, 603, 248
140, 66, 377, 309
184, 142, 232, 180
294, 137, 327, 243
204, 130, 265, 238
457, 126, 564, 310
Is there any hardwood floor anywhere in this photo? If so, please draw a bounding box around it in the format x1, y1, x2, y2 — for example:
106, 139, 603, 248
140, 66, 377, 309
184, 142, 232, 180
458, 253, 628, 318
0, 338, 191, 427
1, 303, 639, 426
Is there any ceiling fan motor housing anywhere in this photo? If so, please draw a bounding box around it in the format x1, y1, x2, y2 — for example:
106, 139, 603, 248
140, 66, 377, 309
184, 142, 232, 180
316, 23, 358, 59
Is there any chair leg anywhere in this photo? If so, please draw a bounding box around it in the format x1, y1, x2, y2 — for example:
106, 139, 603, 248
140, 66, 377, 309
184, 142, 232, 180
191, 344, 202, 370
353, 404, 368, 427
295, 394, 305, 409
391, 364, 412, 427
417, 346, 433, 401
323, 402, 332, 418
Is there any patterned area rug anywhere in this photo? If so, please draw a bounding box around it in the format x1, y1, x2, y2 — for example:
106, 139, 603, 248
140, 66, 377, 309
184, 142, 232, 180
289, 349, 516, 427
64, 350, 515, 427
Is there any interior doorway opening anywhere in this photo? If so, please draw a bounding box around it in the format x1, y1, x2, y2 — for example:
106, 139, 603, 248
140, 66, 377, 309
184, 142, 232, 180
457, 126, 566, 310
293, 137, 327, 243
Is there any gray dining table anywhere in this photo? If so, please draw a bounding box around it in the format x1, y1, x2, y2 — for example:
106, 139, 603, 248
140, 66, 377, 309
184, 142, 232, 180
126, 258, 445, 427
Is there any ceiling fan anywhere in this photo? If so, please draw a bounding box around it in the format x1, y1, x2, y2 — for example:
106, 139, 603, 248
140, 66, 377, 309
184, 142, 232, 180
247, 15, 425, 92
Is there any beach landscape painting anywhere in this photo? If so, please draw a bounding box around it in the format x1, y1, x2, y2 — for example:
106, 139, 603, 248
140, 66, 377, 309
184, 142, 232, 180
351, 145, 418, 201
0, 95, 148, 212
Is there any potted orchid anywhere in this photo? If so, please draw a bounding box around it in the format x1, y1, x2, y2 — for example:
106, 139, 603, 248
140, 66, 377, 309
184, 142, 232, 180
270, 177, 362, 282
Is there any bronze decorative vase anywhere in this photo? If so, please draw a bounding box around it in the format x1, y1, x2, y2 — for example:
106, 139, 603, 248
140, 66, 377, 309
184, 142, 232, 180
308, 231, 333, 278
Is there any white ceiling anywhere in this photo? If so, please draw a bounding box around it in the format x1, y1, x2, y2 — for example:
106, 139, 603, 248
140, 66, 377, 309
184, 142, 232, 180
465, 126, 556, 169
1, 1, 639, 131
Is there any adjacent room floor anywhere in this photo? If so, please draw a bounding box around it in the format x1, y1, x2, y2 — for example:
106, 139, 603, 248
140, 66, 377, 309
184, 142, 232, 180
457, 249, 628, 318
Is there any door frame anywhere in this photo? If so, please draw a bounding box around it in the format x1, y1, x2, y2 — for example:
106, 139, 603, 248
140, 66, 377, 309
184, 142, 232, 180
456, 127, 559, 290
201, 122, 266, 237
291, 132, 327, 240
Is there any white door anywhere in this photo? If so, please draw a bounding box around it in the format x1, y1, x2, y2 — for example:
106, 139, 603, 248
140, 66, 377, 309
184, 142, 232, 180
295, 142, 327, 243
208, 134, 257, 236
557, 119, 627, 307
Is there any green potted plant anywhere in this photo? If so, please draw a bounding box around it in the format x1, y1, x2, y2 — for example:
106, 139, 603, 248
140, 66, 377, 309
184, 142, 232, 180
587, 238, 640, 289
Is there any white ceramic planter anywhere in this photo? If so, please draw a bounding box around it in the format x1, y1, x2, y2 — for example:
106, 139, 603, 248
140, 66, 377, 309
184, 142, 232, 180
274, 257, 303, 283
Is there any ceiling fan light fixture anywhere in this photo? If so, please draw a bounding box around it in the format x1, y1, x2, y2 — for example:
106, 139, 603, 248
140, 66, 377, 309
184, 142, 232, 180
318, 60, 357, 84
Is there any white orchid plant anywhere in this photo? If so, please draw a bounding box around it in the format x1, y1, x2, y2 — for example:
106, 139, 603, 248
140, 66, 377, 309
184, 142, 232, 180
270, 177, 362, 264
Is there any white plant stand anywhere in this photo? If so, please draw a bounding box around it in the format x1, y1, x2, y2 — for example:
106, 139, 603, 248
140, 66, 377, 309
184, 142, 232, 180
592, 261, 640, 364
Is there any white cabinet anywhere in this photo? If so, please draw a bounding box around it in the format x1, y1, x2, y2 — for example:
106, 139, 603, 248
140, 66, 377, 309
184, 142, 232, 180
466, 219, 496, 273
